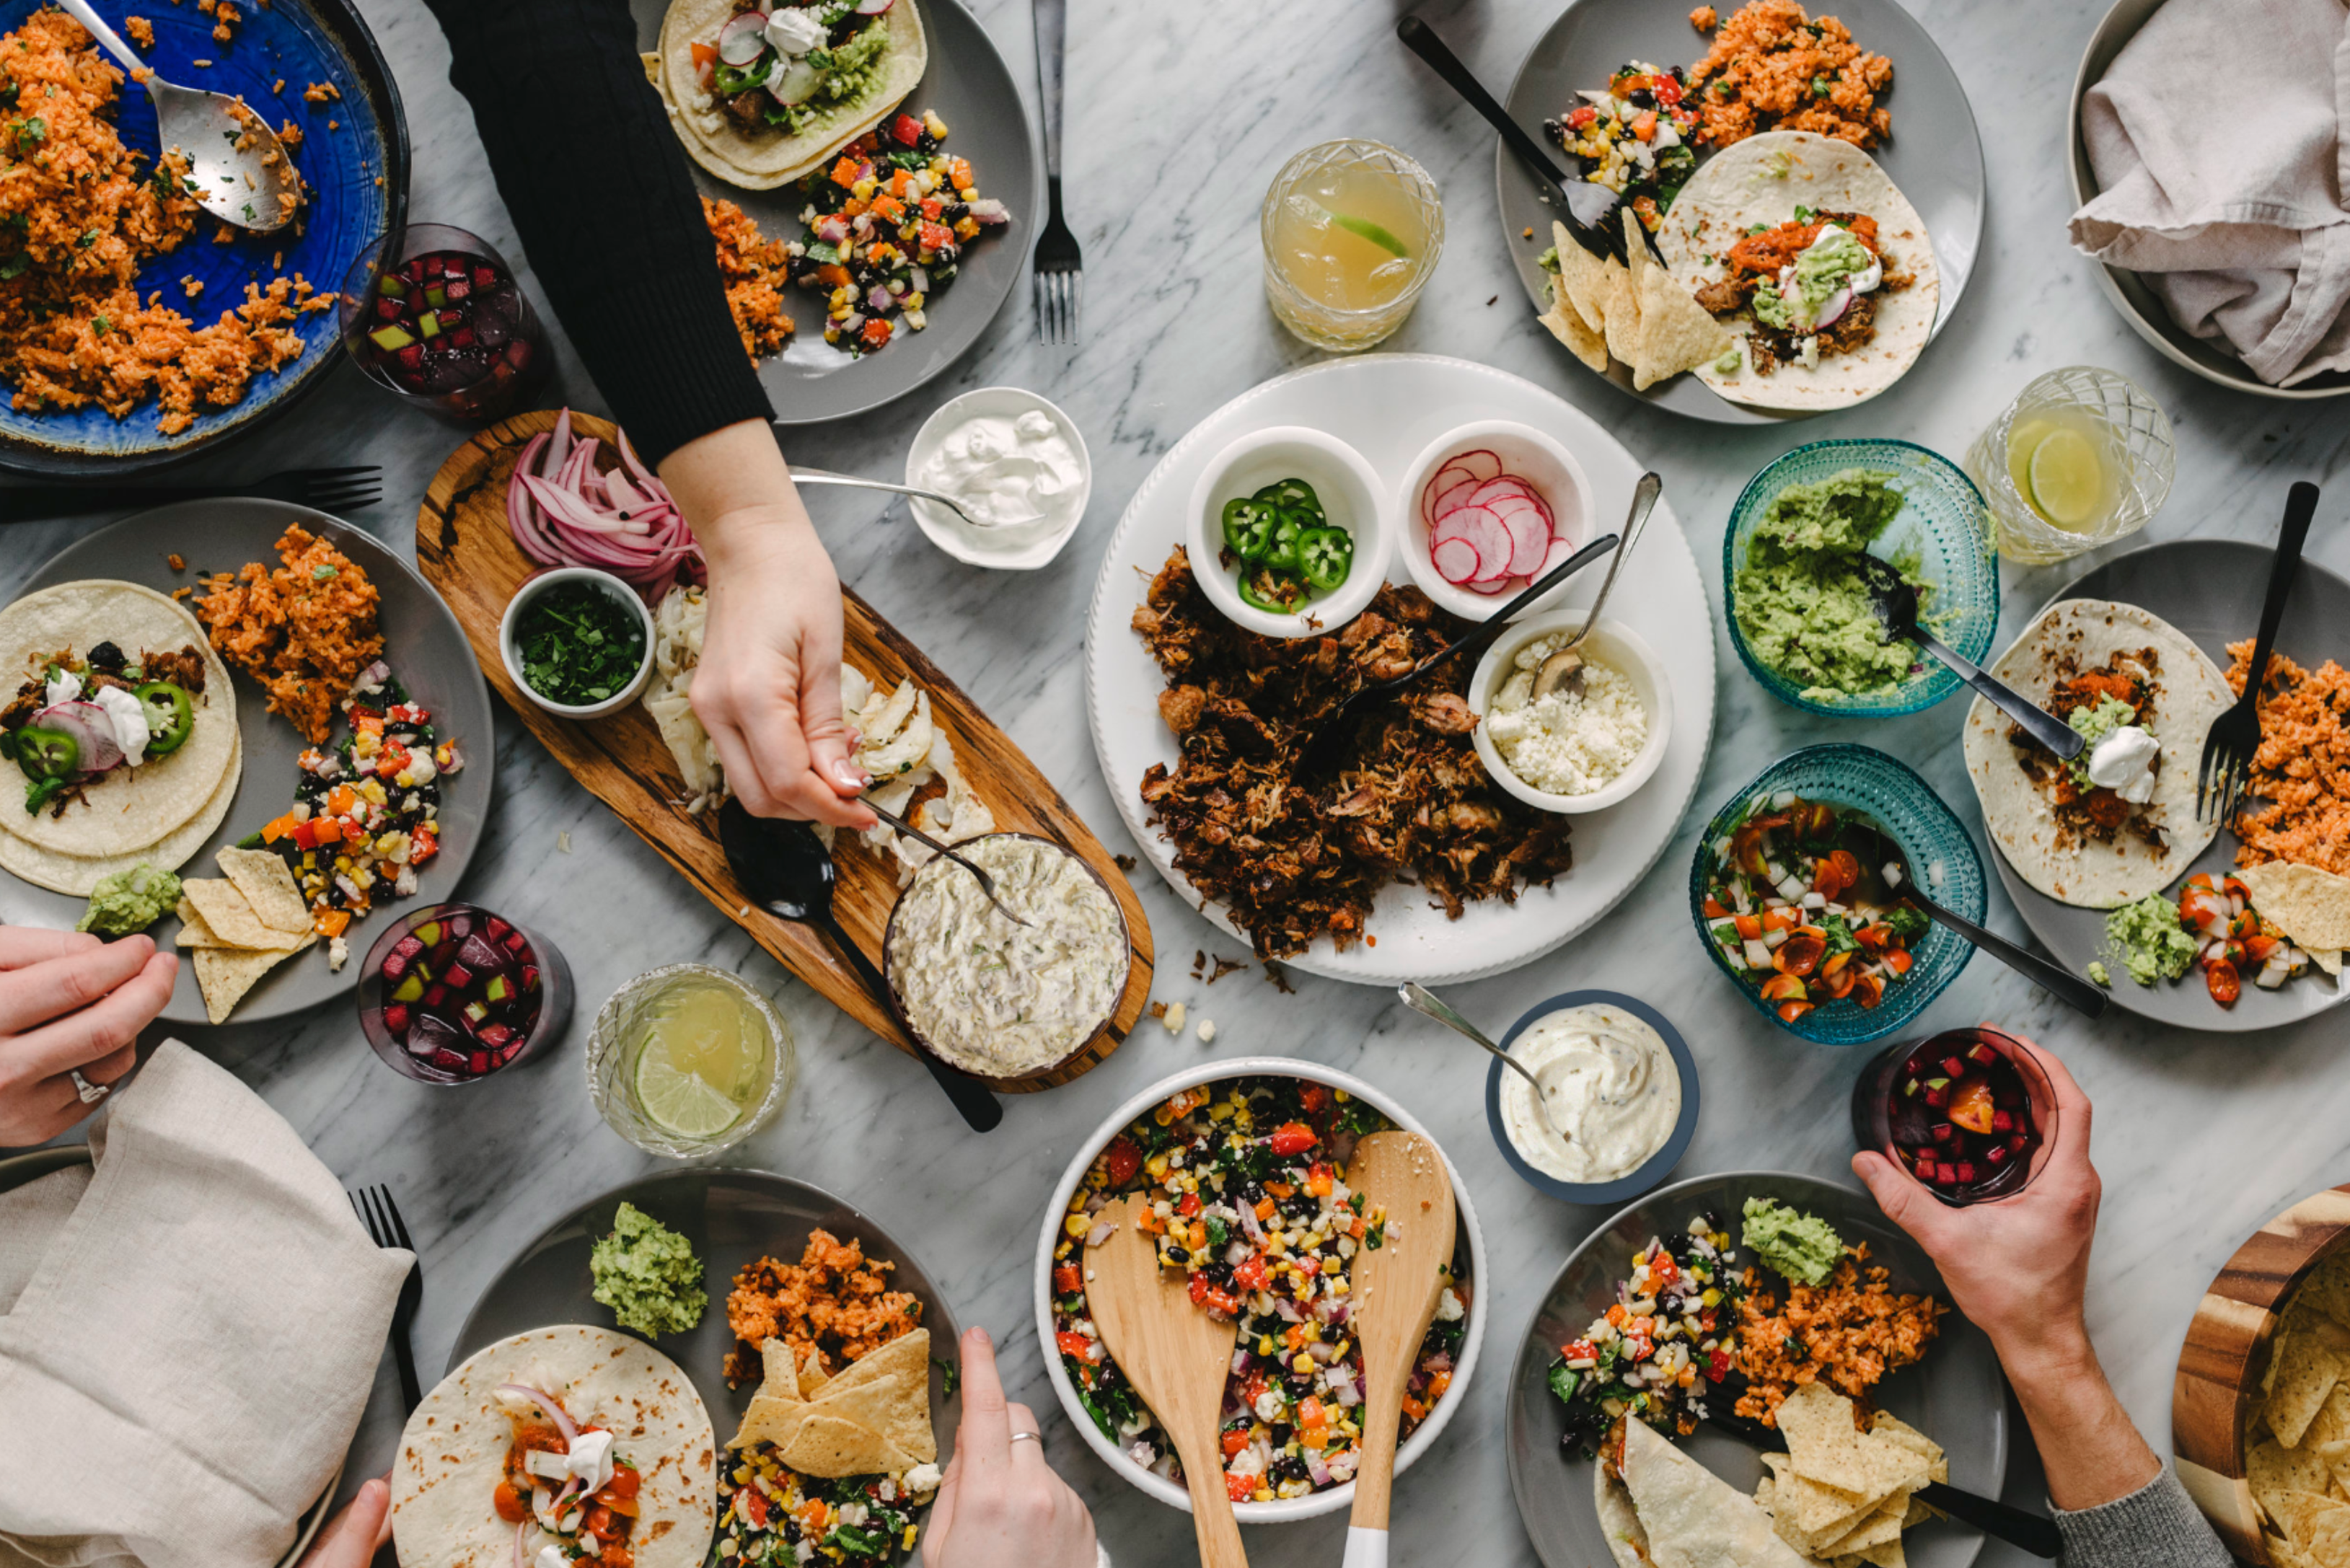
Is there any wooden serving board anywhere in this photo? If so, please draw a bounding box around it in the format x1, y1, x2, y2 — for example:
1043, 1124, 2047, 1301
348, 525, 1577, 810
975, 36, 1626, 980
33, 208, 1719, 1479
2173, 1183, 2350, 1562
415, 410, 1152, 1091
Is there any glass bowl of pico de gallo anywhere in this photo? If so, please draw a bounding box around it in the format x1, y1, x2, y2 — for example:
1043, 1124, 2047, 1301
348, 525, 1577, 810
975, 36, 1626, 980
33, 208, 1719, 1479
1035, 1058, 1488, 1523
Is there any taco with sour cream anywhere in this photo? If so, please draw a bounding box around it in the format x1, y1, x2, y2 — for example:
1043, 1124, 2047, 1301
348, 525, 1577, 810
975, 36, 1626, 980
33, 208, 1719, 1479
1655, 130, 1938, 411
647, 0, 927, 192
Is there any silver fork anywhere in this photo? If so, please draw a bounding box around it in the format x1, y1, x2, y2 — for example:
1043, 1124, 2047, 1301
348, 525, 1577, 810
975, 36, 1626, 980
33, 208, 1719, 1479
0, 466, 384, 525
2198, 480, 2318, 824
349, 1184, 423, 1414
1031, 0, 1081, 344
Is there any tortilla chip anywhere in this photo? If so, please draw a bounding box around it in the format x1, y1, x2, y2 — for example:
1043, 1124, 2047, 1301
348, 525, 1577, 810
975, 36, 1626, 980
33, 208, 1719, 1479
2271, 1535, 2325, 1568
190, 935, 313, 1023
778, 1411, 917, 1478
1540, 283, 1609, 372
2274, 1490, 2350, 1564
216, 847, 311, 933
2270, 1306, 2350, 1448
2240, 863, 2350, 953
2255, 1437, 2338, 1518
1552, 221, 1610, 334
1598, 254, 1641, 370
2310, 1256, 2350, 1336
174, 899, 230, 948
824, 1329, 928, 1397
1759, 1451, 1876, 1544
729, 1390, 809, 1452
1631, 242, 1735, 389
1860, 1539, 1906, 1568
1867, 1412, 1949, 1484
180, 879, 308, 952
1779, 1383, 1931, 1501
1813, 1499, 1908, 1558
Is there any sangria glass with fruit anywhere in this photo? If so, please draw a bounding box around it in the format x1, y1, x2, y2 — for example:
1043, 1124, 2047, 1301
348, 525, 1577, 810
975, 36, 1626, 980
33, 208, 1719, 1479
358, 902, 573, 1085
1850, 1026, 2058, 1206
338, 222, 547, 422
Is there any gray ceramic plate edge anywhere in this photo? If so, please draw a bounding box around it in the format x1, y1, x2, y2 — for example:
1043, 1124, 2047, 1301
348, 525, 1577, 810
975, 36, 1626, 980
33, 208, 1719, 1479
1986, 538, 2350, 1031
631, 0, 1044, 426
0, 502, 496, 1026
1504, 1169, 2004, 1568
1496, 0, 1987, 423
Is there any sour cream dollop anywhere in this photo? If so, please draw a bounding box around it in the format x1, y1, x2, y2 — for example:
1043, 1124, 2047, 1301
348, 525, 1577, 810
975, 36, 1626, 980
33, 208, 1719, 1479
1500, 1004, 1680, 1184
762, 6, 827, 56
2086, 724, 2160, 805
919, 407, 1084, 531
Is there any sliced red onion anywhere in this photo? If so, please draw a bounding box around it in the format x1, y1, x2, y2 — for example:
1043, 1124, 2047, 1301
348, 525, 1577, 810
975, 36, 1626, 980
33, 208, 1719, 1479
1332, 1376, 1361, 1407
1086, 1217, 1117, 1247
866, 284, 895, 314
506, 410, 703, 599
1272, 1295, 1302, 1323
1230, 1347, 1253, 1375
1304, 1448, 1334, 1487
497, 1383, 578, 1443
512, 1519, 528, 1568
1306, 1340, 1337, 1364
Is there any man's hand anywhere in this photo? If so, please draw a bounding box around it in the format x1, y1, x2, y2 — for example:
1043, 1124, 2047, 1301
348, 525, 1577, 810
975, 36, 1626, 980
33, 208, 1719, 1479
0, 928, 175, 1146
922, 1327, 1096, 1568
297, 1476, 391, 1568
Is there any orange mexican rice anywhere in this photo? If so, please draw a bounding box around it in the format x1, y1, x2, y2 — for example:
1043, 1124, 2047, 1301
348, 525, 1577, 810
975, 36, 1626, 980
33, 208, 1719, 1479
723, 1229, 922, 1387
1733, 1246, 1942, 1427
2226, 642, 2350, 876
193, 524, 384, 745
0, 9, 331, 436
1686, 0, 1893, 150
704, 196, 795, 360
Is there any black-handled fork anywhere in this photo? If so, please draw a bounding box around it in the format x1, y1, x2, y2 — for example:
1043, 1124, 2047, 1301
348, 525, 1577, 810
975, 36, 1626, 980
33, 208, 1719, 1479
2198, 480, 2318, 824
0, 465, 383, 525
351, 1184, 423, 1414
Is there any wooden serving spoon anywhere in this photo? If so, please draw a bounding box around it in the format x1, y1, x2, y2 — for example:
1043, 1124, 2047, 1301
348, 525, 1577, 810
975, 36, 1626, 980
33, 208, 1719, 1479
1082, 1193, 1248, 1567
1342, 1131, 1458, 1568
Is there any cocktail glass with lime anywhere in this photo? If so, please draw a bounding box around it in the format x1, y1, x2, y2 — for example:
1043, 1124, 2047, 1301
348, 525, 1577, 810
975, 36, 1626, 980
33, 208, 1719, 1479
1261, 139, 1445, 353
586, 964, 794, 1158
1964, 366, 2174, 565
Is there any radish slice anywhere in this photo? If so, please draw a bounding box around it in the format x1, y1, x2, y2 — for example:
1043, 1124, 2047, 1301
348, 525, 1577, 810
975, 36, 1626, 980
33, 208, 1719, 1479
1432, 537, 1482, 584
1445, 449, 1502, 485
855, 0, 894, 11
718, 10, 769, 64
1497, 505, 1549, 576
1425, 472, 1482, 527
1464, 572, 1515, 594
1539, 537, 1578, 575
1448, 505, 1513, 580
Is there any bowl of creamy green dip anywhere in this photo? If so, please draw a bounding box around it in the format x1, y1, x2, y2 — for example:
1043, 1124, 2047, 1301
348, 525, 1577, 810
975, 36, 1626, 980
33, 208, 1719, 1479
1724, 439, 1999, 719
881, 832, 1132, 1087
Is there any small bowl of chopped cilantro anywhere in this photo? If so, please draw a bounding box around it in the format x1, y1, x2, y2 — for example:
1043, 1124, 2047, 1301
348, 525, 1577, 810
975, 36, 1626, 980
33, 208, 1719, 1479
498, 567, 656, 721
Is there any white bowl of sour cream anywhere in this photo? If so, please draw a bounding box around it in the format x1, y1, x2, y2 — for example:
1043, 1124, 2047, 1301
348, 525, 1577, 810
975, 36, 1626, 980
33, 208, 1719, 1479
905, 387, 1093, 570
1483, 992, 1698, 1205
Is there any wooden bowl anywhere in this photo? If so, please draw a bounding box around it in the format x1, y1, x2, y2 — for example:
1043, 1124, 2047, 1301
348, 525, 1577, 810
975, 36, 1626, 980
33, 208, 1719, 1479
2173, 1184, 2350, 1560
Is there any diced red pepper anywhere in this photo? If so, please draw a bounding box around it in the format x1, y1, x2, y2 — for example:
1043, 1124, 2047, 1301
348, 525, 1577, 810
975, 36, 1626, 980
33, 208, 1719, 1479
918, 221, 956, 255
1233, 1254, 1269, 1292
410, 824, 439, 865
1225, 1472, 1255, 1502
1056, 1330, 1096, 1363
1267, 1122, 1318, 1158
1102, 1136, 1142, 1185
1567, 105, 1598, 129
1176, 1191, 1201, 1218
890, 112, 924, 146
859, 317, 893, 348
1052, 1264, 1081, 1295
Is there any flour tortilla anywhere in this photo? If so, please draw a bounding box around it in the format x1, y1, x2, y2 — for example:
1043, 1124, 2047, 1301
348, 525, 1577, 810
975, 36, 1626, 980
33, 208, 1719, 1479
1655, 131, 1940, 411
0, 724, 239, 897
1596, 1418, 1810, 1568
391, 1325, 715, 1568
1961, 598, 2231, 908
649, 0, 927, 192
0, 581, 237, 861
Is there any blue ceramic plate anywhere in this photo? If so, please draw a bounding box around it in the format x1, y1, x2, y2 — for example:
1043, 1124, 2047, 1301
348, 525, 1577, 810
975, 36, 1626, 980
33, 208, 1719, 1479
1483, 989, 1699, 1207
0, 0, 405, 476
1689, 744, 1984, 1046
1724, 439, 1999, 718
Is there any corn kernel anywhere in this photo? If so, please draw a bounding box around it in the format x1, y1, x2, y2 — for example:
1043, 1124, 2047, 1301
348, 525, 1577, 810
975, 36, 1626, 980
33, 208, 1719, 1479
1063, 1212, 1091, 1238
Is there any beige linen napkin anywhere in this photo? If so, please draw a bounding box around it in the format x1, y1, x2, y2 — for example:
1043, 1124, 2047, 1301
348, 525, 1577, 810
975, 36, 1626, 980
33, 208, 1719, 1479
2069, 0, 2350, 386
0, 1041, 409, 1568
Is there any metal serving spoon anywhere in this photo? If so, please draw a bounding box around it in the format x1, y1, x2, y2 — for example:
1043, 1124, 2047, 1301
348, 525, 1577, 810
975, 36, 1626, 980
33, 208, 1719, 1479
1853, 554, 2083, 759
57, 0, 301, 234
1533, 472, 1662, 700
858, 797, 1030, 928
716, 801, 1003, 1132
789, 467, 1002, 530
1397, 982, 1575, 1143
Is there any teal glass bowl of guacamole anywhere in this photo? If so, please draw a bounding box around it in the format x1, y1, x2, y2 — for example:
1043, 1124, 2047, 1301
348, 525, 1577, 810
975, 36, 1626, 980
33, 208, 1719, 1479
1723, 439, 1998, 718
1688, 744, 1985, 1047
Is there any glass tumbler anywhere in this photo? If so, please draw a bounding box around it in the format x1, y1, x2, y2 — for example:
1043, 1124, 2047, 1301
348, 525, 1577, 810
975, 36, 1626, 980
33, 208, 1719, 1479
586, 964, 797, 1158
1963, 366, 2174, 565
338, 221, 548, 423
1261, 139, 1445, 353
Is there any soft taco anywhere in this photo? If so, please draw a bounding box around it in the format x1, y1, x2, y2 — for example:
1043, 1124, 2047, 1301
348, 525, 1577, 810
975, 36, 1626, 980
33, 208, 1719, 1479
1962, 599, 2232, 909
390, 1325, 716, 1568
1595, 1417, 1808, 1568
1655, 131, 1939, 411
0, 581, 239, 890
648, 0, 927, 192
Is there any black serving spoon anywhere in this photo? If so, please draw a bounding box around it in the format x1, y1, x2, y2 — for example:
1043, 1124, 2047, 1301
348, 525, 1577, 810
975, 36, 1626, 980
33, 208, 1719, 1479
1396, 14, 1627, 262
717, 801, 1003, 1133
1852, 554, 2082, 761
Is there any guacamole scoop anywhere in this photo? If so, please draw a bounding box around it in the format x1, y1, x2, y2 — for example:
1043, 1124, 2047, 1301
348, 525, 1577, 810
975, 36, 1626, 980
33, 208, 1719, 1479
1733, 470, 1931, 700
2104, 894, 2198, 987
1741, 1196, 1844, 1287
590, 1201, 706, 1338
76, 863, 181, 938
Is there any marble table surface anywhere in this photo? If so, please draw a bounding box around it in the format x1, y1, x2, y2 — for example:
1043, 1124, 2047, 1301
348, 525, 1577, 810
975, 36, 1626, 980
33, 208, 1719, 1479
9, 0, 2350, 1563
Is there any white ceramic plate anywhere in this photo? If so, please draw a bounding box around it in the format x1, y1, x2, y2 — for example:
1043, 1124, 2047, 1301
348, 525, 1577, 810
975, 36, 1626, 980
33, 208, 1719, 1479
1082, 353, 1716, 985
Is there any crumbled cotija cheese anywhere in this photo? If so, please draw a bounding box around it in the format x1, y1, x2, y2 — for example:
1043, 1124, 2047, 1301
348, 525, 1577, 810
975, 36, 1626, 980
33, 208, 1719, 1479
1484, 637, 1647, 796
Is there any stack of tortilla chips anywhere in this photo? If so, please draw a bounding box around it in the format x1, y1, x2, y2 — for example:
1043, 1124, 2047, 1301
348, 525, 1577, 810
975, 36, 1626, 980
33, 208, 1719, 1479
729, 1329, 936, 1478
2237, 863, 2350, 980
174, 847, 316, 1023
2248, 1253, 2350, 1568
1752, 1383, 1948, 1568
1538, 213, 1731, 390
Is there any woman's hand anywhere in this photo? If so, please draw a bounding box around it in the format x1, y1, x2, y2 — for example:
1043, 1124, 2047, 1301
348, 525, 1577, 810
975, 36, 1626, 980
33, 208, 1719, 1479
922, 1327, 1097, 1568
297, 1476, 391, 1568
658, 420, 873, 830
0, 927, 175, 1146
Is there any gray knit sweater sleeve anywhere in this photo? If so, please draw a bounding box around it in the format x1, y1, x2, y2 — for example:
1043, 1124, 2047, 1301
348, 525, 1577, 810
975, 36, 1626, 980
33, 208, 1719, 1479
2051, 1465, 2235, 1567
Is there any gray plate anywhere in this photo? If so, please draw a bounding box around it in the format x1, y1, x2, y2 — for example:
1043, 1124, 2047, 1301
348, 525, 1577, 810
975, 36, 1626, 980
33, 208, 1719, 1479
452, 1169, 963, 1463
632, 0, 1042, 426
1988, 539, 2350, 1032
0, 503, 496, 1026
1505, 1171, 2004, 1568
1497, 0, 1986, 423
0, 1145, 341, 1564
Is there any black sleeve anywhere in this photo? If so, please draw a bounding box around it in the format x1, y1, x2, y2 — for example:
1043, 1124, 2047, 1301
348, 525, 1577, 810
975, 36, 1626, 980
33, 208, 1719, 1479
419, 0, 773, 466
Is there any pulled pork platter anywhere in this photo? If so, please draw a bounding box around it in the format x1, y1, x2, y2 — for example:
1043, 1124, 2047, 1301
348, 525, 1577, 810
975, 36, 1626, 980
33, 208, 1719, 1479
1132, 547, 1574, 959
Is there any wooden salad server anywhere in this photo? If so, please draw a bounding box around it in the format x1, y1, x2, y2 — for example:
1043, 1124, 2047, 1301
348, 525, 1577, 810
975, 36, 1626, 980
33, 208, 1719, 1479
1082, 1193, 1249, 1568
1342, 1131, 1458, 1568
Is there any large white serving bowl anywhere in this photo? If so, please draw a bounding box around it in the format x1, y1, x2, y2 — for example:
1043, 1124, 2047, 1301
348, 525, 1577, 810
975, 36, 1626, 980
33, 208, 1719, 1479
1034, 1055, 1490, 1525
1467, 614, 1674, 816
1183, 426, 1392, 638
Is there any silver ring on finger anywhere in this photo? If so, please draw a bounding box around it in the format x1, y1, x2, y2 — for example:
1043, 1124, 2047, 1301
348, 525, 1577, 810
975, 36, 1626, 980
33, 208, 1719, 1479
1008, 1430, 1042, 1446
69, 1070, 108, 1106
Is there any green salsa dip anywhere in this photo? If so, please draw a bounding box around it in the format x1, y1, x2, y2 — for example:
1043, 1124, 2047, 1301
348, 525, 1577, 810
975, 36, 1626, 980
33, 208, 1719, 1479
589, 1201, 706, 1337
76, 863, 181, 938
1740, 1196, 1844, 1287
1732, 470, 1930, 700
2104, 895, 2198, 987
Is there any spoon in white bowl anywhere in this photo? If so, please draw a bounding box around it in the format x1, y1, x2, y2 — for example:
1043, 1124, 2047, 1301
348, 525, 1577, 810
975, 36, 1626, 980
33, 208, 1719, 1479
1533, 471, 1661, 700
1398, 982, 1575, 1142
56, 0, 302, 234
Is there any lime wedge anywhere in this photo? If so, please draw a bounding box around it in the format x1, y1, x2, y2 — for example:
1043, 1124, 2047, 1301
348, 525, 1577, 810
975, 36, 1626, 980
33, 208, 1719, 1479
633, 1049, 744, 1139
1325, 210, 1411, 259
2026, 427, 2105, 529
